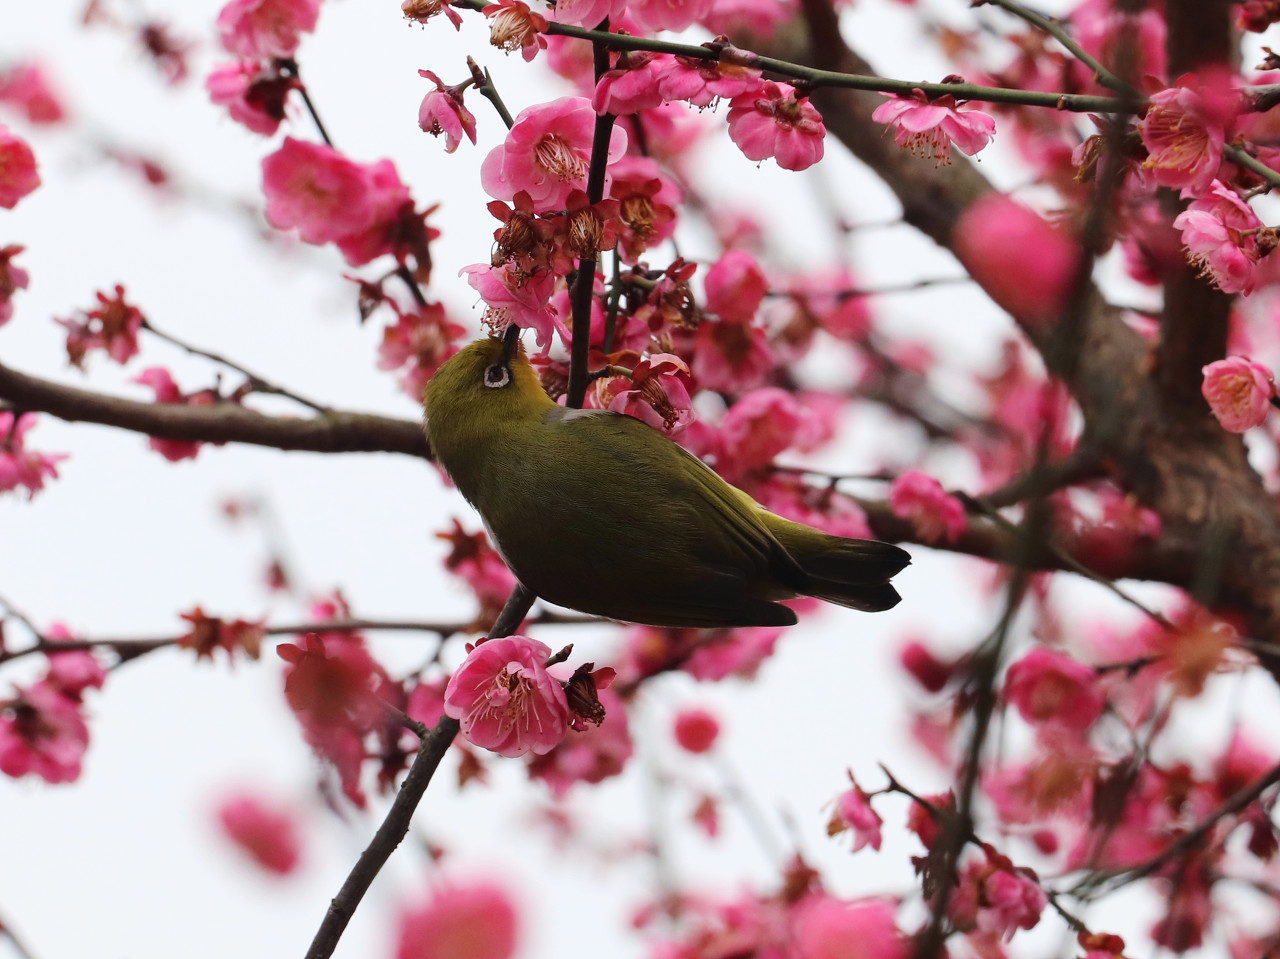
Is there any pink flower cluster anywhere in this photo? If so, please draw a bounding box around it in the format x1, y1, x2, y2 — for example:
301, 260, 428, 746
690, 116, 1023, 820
262, 138, 432, 269
0, 624, 104, 784
378, 301, 467, 400
0, 412, 68, 498
277, 619, 398, 807
132, 367, 220, 462
436, 520, 518, 631
207, 0, 321, 134
396, 881, 519, 959
1172, 181, 1266, 295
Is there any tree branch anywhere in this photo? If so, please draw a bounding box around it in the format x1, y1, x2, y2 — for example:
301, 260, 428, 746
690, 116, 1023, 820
0, 360, 430, 457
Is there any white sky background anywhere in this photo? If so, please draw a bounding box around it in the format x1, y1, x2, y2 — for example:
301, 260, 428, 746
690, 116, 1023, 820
3, 1, 1280, 958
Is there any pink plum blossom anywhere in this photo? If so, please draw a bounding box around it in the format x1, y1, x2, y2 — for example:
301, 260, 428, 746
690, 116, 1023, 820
460, 261, 559, 350
899, 640, 955, 693
418, 70, 477, 153
953, 194, 1081, 327
277, 632, 394, 807
262, 139, 421, 267
793, 897, 906, 959
378, 301, 466, 401
206, 59, 294, 136
443, 636, 569, 758
603, 353, 693, 435
606, 155, 680, 263
216, 0, 321, 59
871, 91, 995, 164
830, 776, 883, 853
132, 367, 218, 462
0, 680, 90, 783
0, 412, 68, 498
396, 882, 519, 959
0, 125, 39, 209
262, 138, 380, 245
889, 471, 967, 544
216, 791, 304, 875
592, 53, 668, 116
978, 866, 1048, 941
484, 0, 548, 61
691, 319, 775, 394
0, 62, 67, 124
1201, 356, 1275, 432
673, 707, 720, 753
655, 57, 762, 108
402, 0, 463, 28
480, 97, 627, 212
1004, 647, 1105, 731
1141, 75, 1233, 197
726, 81, 825, 172
0, 244, 29, 326
718, 387, 807, 481
1070, 0, 1167, 89
705, 249, 767, 322
1172, 180, 1266, 295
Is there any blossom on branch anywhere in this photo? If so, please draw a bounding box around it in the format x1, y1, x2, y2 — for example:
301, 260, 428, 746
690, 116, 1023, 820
483, 0, 549, 61
1140, 74, 1235, 198
417, 70, 477, 153
460, 260, 559, 350
1200, 356, 1276, 432
601, 352, 694, 436
1172, 180, 1268, 295
655, 56, 762, 108
0, 125, 40, 209
673, 706, 720, 753
206, 59, 295, 136
132, 367, 220, 462
828, 774, 883, 853
0, 412, 68, 498
480, 96, 627, 212
216, 0, 321, 59
444, 635, 570, 758
726, 81, 825, 172
0, 680, 90, 783
871, 90, 995, 165
1003, 647, 1105, 731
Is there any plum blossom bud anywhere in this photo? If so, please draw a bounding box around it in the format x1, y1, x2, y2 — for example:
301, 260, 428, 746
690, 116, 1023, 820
828, 774, 883, 853
216, 791, 304, 875
1201, 356, 1275, 432
673, 707, 720, 753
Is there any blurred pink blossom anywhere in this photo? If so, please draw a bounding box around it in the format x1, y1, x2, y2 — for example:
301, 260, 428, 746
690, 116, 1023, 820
1201, 356, 1275, 432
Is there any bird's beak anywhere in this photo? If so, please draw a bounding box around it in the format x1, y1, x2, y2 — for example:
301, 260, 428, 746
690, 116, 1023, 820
501, 323, 521, 366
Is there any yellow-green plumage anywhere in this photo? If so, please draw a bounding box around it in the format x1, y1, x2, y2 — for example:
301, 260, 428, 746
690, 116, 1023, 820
424, 335, 909, 628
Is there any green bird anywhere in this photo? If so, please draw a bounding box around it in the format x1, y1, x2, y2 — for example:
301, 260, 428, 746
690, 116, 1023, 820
424, 328, 909, 628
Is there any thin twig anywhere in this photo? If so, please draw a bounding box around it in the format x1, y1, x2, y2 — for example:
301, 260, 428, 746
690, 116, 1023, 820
977, 0, 1142, 99
142, 320, 330, 414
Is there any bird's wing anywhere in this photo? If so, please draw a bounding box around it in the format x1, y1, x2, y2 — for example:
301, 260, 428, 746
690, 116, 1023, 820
542, 407, 807, 590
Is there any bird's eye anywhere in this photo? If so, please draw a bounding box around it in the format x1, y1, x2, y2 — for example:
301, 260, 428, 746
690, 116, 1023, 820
484, 364, 511, 389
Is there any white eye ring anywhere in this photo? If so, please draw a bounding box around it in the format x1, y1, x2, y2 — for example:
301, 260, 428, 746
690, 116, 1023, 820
483, 364, 510, 389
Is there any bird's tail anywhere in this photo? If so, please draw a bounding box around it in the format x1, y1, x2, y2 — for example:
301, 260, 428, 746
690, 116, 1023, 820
761, 513, 911, 612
